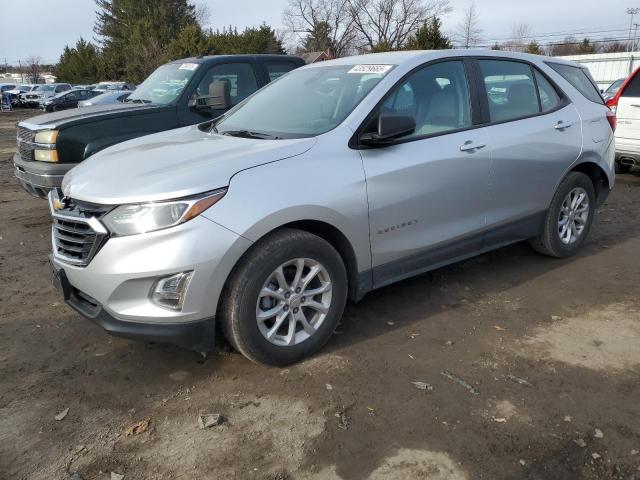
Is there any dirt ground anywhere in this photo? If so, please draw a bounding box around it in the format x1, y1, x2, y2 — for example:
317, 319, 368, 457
1, 108, 640, 480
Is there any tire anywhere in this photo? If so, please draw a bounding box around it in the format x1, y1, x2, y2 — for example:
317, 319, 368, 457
615, 161, 631, 175
530, 171, 595, 258
219, 228, 348, 366
53, 105, 63, 112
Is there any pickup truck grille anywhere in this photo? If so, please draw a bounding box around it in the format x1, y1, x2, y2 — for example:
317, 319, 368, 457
50, 194, 113, 266
16, 126, 36, 161
26, 94, 39, 100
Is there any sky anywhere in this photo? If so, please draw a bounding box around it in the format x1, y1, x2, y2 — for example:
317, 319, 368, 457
0, 0, 637, 66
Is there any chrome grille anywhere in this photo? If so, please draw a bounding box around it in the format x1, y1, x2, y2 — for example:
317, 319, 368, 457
26, 94, 38, 99
17, 126, 35, 161
50, 194, 113, 267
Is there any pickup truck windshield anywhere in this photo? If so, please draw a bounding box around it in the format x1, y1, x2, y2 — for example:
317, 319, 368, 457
216, 65, 392, 138
126, 63, 198, 105
35, 85, 55, 92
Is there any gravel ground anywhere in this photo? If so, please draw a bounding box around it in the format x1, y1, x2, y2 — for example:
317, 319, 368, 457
1, 108, 640, 480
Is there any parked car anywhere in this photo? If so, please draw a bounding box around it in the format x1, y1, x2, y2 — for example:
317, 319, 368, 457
602, 78, 625, 102
7, 84, 37, 105
78, 90, 131, 107
23, 83, 72, 107
48, 50, 615, 366
41, 89, 102, 112
606, 67, 640, 173
14, 54, 305, 198
94, 81, 136, 92
18, 85, 42, 105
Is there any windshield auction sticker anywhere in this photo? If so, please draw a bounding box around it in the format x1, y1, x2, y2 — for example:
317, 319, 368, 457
348, 64, 393, 74
179, 63, 200, 71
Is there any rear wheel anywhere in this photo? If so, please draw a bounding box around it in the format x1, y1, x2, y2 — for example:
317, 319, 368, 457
530, 171, 595, 258
219, 228, 348, 366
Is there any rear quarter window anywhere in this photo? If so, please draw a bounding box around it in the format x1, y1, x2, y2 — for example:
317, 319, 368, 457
547, 62, 603, 104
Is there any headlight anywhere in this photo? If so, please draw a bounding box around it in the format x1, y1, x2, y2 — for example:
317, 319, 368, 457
34, 149, 59, 162
102, 189, 227, 236
34, 130, 58, 144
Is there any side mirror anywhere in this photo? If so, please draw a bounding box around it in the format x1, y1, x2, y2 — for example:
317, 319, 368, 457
360, 114, 416, 146
190, 80, 232, 111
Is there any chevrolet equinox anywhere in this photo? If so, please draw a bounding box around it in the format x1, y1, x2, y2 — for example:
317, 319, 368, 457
47, 51, 616, 366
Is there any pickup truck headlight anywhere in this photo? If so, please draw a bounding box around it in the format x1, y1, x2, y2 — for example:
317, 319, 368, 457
35, 130, 58, 144
102, 189, 227, 236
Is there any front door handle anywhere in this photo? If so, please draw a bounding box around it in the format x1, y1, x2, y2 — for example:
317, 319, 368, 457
460, 141, 486, 152
554, 120, 573, 130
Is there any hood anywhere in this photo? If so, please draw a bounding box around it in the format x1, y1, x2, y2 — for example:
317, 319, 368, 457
63, 125, 317, 204
18, 102, 167, 128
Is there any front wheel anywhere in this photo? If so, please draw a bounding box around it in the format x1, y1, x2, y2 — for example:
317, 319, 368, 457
530, 171, 595, 258
219, 228, 348, 366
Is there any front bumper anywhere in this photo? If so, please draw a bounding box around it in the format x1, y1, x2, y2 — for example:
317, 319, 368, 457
49, 213, 252, 351
50, 258, 216, 351
13, 152, 73, 198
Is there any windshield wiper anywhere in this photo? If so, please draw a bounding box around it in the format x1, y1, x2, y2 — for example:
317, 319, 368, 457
219, 130, 280, 140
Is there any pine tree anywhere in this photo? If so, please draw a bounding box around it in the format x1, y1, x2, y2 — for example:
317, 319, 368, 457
406, 17, 452, 50
524, 41, 543, 55
55, 38, 101, 83
94, 0, 197, 81
303, 21, 335, 53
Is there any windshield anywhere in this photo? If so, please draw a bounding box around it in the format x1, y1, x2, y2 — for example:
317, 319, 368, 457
35, 85, 54, 92
126, 62, 198, 105
605, 79, 624, 94
216, 64, 392, 138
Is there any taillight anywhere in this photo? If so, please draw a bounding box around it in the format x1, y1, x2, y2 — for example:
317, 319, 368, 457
606, 97, 617, 114
606, 110, 617, 132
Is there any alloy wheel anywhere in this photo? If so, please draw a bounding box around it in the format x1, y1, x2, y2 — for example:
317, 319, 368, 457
256, 258, 333, 346
557, 187, 589, 245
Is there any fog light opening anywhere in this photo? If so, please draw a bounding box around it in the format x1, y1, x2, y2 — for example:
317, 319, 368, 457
151, 271, 193, 311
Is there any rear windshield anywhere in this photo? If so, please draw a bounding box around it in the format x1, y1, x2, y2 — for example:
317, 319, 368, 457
547, 62, 603, 104
621, 73, 640, 97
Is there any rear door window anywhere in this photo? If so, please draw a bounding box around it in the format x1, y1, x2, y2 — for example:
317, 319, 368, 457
547, 63, 603, 104
534, 70, 561, 112
478, 60, 539, 122
264, 61, 298, 82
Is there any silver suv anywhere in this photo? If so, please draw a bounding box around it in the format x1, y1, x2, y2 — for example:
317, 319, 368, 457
48, 51, 615, 366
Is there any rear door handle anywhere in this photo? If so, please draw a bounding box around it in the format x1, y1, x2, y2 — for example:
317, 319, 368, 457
460, 141, 486, 152
554, 120, 573, 130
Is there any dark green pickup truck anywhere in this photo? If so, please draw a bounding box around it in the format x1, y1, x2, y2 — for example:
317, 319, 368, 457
14, 54, 305, 198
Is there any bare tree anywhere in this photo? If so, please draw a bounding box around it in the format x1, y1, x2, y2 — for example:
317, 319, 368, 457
194, 2, 211, 28
24, 56, 43, 83
282, 0, 357, 57
549, 36, 578, 56
455, 1, 482, 48
504, 23, 532, 52
348, 0, 450, 52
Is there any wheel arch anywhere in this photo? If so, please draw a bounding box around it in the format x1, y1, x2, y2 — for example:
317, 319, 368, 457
569, 161, 610, 207
217, 218, 368, 316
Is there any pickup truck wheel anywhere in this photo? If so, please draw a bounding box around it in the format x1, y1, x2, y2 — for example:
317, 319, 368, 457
530, 171, 595, 258
219, 228, 347, 366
